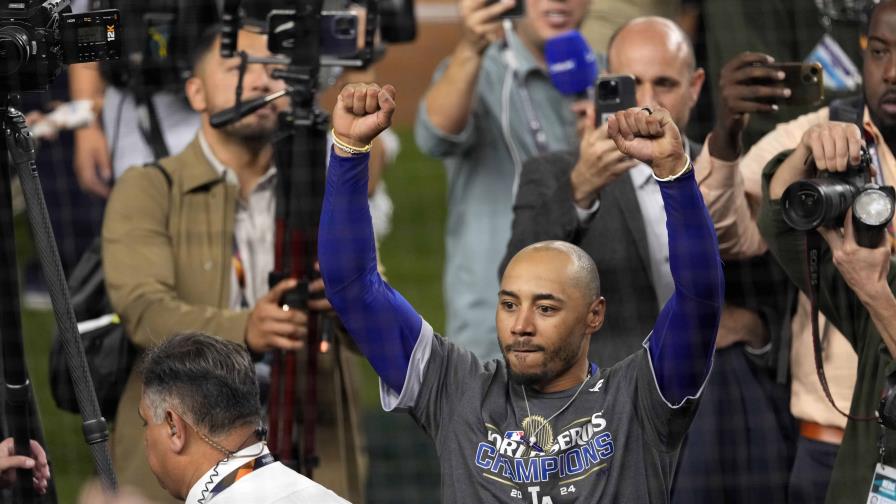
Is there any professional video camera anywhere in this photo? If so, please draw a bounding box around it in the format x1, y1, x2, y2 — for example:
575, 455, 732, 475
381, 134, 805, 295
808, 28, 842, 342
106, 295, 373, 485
782, 147, 896, 248
0, 0, 119, 92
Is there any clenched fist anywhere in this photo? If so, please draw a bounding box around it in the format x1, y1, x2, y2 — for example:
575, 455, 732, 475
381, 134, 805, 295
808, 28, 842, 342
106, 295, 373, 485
607, 107, 688, 179
332, 83, 396, 154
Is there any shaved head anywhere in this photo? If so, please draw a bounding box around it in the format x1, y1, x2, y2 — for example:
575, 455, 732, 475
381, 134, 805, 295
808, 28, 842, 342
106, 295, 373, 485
498, 241, 604, 391
607, 16, 696, 72
511, 241, 601, 301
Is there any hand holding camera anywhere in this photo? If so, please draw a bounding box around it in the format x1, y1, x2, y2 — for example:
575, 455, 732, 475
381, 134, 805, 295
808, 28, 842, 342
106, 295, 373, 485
797, 121, 865, 172
817, 208, 892, 306
570, 117, 638, 208
780, 122, 896, 249
607, 106, 687, 180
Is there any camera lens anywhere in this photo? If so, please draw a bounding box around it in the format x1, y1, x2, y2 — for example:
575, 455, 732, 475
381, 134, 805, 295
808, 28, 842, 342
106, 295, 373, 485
597, 80, 619, 102
783, 178, 858, 230
0, 26, 31, 76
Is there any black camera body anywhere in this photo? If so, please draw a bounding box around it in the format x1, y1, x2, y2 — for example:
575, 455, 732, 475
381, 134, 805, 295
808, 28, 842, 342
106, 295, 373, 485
782, 147, 896, 248
0, 0, 119, 92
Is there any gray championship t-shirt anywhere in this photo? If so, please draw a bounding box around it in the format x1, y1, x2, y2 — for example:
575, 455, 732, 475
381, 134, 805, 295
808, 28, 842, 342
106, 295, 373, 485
382, 322, 701, 503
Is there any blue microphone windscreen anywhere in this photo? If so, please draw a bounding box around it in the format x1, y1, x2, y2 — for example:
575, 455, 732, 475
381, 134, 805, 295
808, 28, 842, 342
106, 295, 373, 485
545, 30, 598, 96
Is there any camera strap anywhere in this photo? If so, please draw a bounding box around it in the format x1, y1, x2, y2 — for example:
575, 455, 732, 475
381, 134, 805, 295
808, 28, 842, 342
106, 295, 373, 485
133, 88, 169, 160
805, 230, 878, 421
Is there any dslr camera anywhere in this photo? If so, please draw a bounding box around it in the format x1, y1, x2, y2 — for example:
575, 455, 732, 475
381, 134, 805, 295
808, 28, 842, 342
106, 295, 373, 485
782, 147, 896, 248
0, 0, 119, 92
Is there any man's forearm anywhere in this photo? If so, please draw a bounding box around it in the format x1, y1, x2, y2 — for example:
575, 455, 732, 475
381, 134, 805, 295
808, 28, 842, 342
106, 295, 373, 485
694, 137, 768, 259
648, 168, 724, 404
769, 144, 812, 199
69, 63, 105, 118
319, 150, 422, 393
422, 43, 484, 135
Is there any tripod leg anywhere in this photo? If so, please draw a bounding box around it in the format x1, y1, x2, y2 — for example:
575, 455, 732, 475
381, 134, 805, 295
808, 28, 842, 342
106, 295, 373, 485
0, 112, 40, 503
6, 109, 117, 493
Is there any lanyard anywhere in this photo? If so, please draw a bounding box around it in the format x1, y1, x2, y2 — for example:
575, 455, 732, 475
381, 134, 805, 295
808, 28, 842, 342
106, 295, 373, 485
232, 241, 249, 309
207, 453, 276, 502
516, 80, 550, 155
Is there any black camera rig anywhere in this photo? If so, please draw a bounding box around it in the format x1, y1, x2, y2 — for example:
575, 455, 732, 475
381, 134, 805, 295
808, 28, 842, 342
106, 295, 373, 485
210, 0, 414, 479
0, 1, 122, 501
0, 0, 120, 92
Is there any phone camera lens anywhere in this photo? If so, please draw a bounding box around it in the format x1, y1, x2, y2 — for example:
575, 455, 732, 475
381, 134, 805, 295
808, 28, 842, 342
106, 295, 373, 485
597, 80, 619, 101
333, 16, 355, 37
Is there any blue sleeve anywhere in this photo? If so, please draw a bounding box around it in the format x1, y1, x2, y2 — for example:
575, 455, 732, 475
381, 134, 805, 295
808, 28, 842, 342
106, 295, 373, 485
648, 168, 724, 405
318, 150, 422, 393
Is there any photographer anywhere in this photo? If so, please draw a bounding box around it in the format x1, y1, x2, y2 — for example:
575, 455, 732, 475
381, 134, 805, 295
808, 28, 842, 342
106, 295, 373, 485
102, 26, 364, 502
689, 2, 896, 499
413, 0, 586, 360
758, 119, 896, 502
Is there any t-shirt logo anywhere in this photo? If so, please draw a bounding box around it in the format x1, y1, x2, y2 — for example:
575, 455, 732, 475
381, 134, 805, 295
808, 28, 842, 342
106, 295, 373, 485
588, 379, 604, 392
476, 412, 615, 499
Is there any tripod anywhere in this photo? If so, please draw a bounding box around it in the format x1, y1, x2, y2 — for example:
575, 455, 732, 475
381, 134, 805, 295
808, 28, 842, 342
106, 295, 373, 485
0, 92, 116, 502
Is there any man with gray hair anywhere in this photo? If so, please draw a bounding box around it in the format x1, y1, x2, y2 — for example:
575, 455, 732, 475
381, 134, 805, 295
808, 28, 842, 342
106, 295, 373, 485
138, 332, 348, 504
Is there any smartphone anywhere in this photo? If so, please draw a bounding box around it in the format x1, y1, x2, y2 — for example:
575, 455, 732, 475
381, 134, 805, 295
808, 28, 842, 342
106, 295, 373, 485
757, 62, 824, 106
267, 10, 359, 59
595, 74, 637, 125
485, 0, 525, 18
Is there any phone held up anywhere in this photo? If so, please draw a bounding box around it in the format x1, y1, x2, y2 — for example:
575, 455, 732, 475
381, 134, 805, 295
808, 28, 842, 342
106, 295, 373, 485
755, 61, 824, 107
595, 74, 637, 126
485, 0, 525, 18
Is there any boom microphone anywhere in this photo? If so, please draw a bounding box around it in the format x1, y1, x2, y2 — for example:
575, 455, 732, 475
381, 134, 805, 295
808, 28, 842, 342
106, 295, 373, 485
544, 30, 598, 97
210, 89, 288, 128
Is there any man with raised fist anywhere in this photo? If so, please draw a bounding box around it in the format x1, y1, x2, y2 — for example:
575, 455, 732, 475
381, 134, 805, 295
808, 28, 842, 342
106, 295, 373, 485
319, 82, 723, 502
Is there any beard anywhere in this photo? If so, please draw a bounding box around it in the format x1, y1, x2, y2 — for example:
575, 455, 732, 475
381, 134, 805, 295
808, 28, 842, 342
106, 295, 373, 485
502, 339, 580, 388
222, 117, 278, 144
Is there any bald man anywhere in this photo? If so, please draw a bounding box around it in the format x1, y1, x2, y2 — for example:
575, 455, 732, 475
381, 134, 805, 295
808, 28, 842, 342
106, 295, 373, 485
319, 81, 722, 502
503, 16, 797, 503
503, 16, 707, 367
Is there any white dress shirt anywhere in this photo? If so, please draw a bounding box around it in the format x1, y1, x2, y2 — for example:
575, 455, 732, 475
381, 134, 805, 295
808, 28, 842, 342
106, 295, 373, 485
628, 162, 674, 308
198, 133, 276, 309
184, 443, 350, 504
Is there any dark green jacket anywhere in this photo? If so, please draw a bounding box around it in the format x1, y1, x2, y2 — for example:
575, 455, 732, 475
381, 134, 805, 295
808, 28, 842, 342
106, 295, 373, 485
758, 152, 896, 504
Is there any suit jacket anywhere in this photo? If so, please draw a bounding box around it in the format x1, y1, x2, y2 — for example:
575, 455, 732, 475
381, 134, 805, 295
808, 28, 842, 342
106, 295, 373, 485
501, 142, 701, 367
103, 136, 366, 503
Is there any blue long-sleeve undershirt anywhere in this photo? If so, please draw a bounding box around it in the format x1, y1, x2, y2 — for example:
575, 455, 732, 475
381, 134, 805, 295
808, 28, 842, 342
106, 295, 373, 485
318, 151, 421, 393
319, 150, 723, 402
648, 168, 724, 405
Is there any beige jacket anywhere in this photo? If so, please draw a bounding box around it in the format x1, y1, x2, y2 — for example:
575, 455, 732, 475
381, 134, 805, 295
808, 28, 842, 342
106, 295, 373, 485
103, 136, 366, 502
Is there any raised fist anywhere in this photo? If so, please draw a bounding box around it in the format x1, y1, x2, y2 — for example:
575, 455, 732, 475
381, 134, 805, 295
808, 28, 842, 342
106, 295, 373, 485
332, 83, 396, 150
607, 107, 687, 179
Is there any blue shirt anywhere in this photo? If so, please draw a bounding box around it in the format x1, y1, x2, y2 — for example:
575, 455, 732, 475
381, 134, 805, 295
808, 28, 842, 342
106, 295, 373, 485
414, 30, 578, 360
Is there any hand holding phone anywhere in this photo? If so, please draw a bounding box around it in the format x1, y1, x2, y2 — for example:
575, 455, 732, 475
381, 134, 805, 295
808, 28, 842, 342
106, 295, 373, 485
458, 0, 520, 53
595, 74, 637, 126
764, 62, 823, 106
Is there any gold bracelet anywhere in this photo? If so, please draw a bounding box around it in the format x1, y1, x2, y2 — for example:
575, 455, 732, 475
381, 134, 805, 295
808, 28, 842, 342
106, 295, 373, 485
653, 154, 692, 182
331, 129, 372, 155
